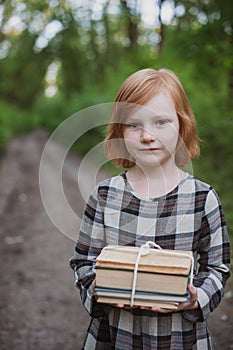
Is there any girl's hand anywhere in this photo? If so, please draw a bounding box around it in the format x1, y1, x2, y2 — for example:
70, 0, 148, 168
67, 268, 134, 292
115, 304, 136, 309
176, 284, 199, 311
91, 278, 96, 295
140, 284, 199, 313
114, 285, 198, 312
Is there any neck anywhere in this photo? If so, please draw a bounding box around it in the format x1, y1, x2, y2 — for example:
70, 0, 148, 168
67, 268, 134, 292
126, 162, 184, 198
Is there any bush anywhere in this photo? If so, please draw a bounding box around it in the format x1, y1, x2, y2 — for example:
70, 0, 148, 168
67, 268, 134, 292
0, 100, 40, 153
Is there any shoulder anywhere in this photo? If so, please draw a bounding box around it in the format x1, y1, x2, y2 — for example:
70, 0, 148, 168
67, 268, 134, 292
97, 173, 125, 188
96, 173, 125, 192
90, 173, 126, 201
185, 173, 211, 192
185, 173, 222, 211
184, 173, 213, 194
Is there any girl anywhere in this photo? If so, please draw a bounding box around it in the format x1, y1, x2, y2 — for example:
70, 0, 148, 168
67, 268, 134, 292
70, 68, 230, 349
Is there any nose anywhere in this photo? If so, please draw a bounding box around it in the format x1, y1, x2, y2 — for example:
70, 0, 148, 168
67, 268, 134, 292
140, 128, 156, 143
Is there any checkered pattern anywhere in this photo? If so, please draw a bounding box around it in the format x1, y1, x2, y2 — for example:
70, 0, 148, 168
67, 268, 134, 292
70, 172, 230, 350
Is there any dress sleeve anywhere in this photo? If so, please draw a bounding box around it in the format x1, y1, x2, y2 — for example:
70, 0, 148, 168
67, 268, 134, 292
183, 188, 231, 322
69, 186, 108, 317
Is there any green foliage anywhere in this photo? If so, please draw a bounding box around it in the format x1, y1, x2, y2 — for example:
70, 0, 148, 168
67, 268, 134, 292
157, 25, 233, 236
0, 0, 232, 239
0, 100, 40, 152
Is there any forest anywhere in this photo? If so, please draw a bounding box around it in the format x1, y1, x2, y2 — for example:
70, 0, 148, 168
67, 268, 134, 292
0, 0, 232, 236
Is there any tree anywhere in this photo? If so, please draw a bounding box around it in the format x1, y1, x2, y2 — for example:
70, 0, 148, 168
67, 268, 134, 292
171, 0, 233, 106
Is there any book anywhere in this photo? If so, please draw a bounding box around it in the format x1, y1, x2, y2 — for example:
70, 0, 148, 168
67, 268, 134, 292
96, 296, 179, 310
95, 288, 189, 302
95, 267, 189, 295
96, 245, 193, 275
95, 245, 193, 309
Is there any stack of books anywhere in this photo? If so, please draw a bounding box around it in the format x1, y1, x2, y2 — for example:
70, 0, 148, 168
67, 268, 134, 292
95, 245, 193, 309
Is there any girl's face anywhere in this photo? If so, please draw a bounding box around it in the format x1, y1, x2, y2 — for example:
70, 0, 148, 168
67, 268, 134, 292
123, 93, 179, 168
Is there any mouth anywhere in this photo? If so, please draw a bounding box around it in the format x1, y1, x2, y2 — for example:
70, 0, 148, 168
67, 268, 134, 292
140, 148, 160, 151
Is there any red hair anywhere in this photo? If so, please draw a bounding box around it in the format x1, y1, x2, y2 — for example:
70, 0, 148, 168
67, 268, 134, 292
105, 68, 199, 168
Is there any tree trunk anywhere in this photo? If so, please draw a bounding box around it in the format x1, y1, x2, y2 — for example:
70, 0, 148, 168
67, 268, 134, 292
120, 0, 139, 49
158, 0, 166, 54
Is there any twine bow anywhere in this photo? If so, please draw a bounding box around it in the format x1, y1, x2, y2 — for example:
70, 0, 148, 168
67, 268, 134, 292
130, 241, 194, 307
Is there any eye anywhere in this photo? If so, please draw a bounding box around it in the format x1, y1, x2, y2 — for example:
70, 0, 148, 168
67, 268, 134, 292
154, 119, 168, 126
127, 122, 142, 130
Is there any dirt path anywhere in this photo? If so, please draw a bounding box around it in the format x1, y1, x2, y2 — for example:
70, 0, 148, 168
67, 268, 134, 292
0, 129, 232, 350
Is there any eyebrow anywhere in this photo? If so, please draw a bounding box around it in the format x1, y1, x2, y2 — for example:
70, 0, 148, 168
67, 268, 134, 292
126, 112, 172, 121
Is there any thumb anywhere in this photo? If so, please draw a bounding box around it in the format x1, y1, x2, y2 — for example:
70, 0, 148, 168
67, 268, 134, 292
188, 284, 198, 304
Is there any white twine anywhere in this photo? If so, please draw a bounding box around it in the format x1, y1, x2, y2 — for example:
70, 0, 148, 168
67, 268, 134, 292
130, 241, 194, 307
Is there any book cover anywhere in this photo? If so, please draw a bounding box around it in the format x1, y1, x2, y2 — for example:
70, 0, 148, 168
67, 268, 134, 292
95, 287, 189, 303
96, 245, 193, 275
95, 267, 189, 295
96, 296, 179, 310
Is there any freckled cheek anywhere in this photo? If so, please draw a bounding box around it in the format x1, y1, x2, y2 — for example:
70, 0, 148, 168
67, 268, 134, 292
123, 134, 141, 155
157, 130, 179, 151
124, 139, 140, 153
123, 130, 140, 143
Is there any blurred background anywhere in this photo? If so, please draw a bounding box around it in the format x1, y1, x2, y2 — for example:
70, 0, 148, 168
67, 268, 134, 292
0, 1, 232, 348
0, 0, 232, 232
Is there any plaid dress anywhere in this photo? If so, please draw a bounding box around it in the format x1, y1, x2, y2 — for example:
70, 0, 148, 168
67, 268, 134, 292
70, 172, 230, 350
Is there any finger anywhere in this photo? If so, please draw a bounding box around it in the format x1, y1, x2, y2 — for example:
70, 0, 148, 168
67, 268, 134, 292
151, 307, 175, 313
176, 285, 198, 311
140, 306, 160, 312
140, 306, 151, 310
188, 284, 196, 294
187, 284, 197, 302
140, 305, 175, 313
115, 304, 124, 308
91, 278, 96, 294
